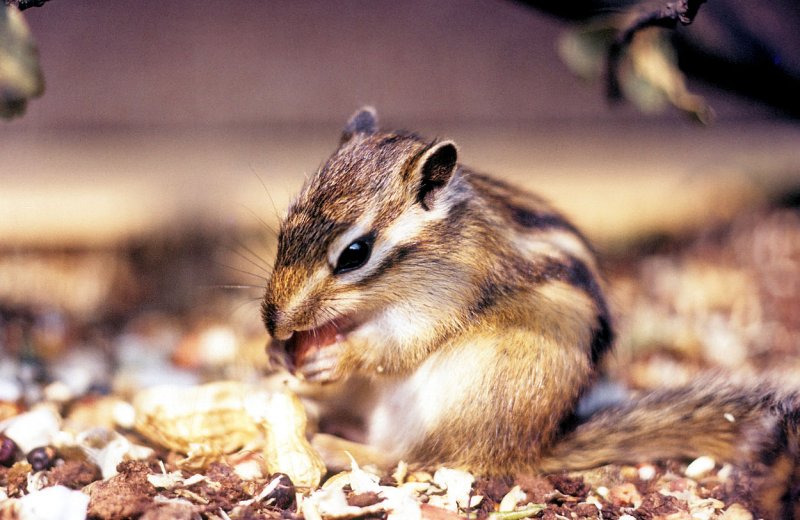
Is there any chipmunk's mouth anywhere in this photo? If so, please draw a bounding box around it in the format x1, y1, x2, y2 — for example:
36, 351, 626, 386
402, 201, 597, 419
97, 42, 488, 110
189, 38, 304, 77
283, 315, 358, 374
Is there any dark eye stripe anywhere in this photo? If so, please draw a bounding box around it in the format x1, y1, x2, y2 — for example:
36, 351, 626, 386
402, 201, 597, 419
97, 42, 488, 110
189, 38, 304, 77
354, 242, 419, 288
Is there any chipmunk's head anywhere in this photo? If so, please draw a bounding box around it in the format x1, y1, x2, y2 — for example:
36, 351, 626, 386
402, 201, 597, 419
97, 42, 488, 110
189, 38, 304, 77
262, 107, 469, 381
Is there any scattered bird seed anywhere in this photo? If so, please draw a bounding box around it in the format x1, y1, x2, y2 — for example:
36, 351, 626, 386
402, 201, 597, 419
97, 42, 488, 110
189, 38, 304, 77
0, 434, 18, 466
27, 446, 56, 471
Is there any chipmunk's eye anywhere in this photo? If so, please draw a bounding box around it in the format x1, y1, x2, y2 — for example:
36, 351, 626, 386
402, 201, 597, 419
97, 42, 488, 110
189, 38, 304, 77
334, 237, 372, 274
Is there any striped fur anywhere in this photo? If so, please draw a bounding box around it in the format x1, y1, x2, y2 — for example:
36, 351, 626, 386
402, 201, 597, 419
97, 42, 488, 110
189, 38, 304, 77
262, 107, 611, 474
262, 108, 800, 517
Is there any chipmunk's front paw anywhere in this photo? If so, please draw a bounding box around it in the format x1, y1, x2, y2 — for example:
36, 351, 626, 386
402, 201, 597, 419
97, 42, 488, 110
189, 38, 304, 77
296, 342, 344, 383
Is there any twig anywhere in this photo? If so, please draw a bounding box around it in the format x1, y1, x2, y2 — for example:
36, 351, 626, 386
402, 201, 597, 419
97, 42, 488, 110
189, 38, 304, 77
607, 0, 708, 100
4, 0, 51, 11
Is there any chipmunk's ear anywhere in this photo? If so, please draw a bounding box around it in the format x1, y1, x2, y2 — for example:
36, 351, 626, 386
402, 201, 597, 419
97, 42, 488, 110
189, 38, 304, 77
341, 106, 378, 144
414, 140, 458, 211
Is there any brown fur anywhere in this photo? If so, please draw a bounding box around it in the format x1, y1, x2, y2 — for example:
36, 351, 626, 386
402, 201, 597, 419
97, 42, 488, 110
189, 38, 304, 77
262, 108, 800, 518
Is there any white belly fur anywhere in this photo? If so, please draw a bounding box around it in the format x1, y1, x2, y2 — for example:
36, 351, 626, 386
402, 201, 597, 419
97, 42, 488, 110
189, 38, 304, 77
364, 338, 497, 458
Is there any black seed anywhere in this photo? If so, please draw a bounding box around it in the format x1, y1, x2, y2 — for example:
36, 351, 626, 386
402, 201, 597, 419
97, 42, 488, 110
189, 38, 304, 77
266, 472, 296, 509
27, 446, 56, 471
0, 435, 18, 467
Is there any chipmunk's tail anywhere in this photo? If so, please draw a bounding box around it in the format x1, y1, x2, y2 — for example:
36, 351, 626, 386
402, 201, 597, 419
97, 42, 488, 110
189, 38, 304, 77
539, 377, 800, 519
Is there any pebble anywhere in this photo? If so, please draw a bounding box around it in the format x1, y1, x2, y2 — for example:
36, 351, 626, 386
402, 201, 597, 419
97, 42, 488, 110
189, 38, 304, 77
43, 382, 73, 403
0, 377, 22, 402
585, 495, 603, 510
610, 482, 642, 508
619, 465, 639, 480
685, 455, 716, 478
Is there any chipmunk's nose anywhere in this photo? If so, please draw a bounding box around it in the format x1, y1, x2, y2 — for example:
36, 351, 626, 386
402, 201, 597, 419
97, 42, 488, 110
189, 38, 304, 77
261, 300, 295, 340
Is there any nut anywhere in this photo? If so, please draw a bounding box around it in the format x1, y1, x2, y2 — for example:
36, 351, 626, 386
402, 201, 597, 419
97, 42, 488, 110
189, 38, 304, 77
246, 390, 326, 489
132, 381, 259, 463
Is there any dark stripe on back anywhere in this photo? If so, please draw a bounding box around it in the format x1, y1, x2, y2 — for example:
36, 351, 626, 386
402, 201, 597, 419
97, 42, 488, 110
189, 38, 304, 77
537, 255, 614, 365
760, 415, 790, 467
590, 313, 613, 366
509, 205, 578, 233
469, 254, 614, 365
471, 279, 505, 317
506, 204, 599, 258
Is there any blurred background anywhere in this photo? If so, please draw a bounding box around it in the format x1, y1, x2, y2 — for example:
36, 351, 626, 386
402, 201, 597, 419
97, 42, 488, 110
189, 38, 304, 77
1, 0, 800, 397
4, 0, 800, 245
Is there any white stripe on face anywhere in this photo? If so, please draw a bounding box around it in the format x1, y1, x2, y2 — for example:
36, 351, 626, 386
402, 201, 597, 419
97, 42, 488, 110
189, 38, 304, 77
327, 208, 377, 269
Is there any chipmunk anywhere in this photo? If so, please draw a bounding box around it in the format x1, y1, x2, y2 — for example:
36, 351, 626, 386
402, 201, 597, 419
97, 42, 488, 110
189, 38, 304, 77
262, 108, 800, 518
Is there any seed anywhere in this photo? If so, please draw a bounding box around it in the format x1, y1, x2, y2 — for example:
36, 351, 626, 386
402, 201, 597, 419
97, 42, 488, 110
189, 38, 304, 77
264, 473, 295, 509
27, 446, 56, 471
0, 435, 18, 467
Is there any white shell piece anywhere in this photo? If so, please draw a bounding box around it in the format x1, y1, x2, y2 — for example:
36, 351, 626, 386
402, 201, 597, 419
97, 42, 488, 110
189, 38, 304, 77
76, 427, 154, 479
432, 467, 475, 511
347, 456, 381, 494
685, 455, 716, 478
148, 471, 187, 489
305, 486, 386, 519
586, 495, 604, 510
381, 486, 422, 520
232, 457, 264, 481
638, 464, 656, 481
147, 471, 207, 489
112, 401, 137, 430
0, 406, 61, 453
498, 485, 527, 512
26, 471, 48, 493
391, 460, 408, 485
18, 485, 89, 520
